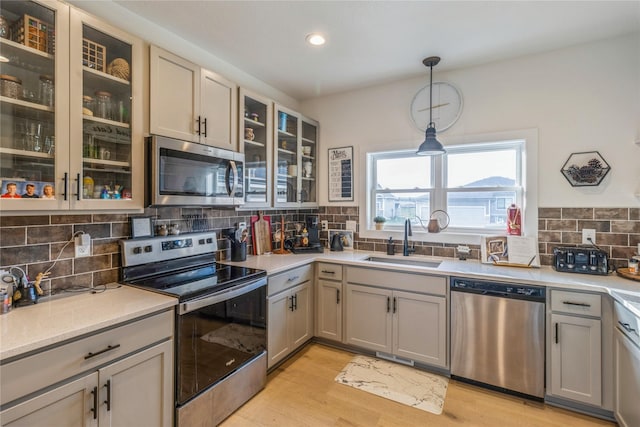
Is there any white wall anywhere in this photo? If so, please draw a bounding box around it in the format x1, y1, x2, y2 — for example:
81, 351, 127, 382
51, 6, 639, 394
301, 34, 640, 208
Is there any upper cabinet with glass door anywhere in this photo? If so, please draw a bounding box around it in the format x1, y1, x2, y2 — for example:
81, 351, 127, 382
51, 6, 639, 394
240, 88, 272, 208
0, 2, 143, 211
0, 0, 69, 210
273, 104, 319, 208
69, 8, 143, 209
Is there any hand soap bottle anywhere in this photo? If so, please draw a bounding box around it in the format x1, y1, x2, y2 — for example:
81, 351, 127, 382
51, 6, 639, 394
387, 237, 395, 255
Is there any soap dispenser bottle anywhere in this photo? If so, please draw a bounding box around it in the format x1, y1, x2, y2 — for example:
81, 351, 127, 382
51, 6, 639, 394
387, 237, 395, 255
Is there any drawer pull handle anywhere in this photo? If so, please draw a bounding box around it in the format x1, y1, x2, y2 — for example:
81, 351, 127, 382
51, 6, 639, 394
321, 270, 335, 274
287, 275, 300, 282
562, 301, 591, 307
91, 386, 98, 419
85, 344, 121, 360
618, 321, 638, 334
104, 379, 111, 411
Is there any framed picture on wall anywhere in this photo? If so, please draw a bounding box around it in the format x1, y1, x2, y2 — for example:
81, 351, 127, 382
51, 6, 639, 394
328, 146, 353, 202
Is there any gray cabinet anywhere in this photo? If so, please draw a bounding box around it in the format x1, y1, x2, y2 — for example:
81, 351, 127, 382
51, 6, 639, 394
315, 263, 344, 342
548, 290, 603, 407
150, 45, 237, 150
614, 301, 640, 427
344, 267, 447, 368
0, 311, 174, 427
267, 264, 313, 369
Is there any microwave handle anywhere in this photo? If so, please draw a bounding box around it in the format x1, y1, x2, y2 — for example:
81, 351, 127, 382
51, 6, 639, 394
226, 161, 238, 196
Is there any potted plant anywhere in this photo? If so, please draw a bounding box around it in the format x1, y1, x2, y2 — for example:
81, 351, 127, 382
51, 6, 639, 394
373, 216, 386, 230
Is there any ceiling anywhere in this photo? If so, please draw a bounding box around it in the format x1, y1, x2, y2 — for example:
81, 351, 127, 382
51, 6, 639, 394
113, 1, 640, 101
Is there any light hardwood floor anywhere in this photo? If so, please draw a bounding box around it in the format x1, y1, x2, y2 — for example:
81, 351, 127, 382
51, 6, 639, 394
222, 343, 615, 427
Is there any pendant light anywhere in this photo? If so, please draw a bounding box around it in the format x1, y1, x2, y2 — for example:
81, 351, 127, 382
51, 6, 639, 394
416, 56, 446, 156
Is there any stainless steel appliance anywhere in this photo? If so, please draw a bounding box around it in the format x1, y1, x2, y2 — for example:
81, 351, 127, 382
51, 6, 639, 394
613, 299, 640, 427
450, 277, 546, 398
120, 232, 266, 426
553, 246, 609, 275
146, 135, 244, 207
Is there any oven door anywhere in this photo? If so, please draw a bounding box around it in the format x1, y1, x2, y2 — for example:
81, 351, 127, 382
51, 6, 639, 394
175, 277, 266, 406
148, 135, 244, 207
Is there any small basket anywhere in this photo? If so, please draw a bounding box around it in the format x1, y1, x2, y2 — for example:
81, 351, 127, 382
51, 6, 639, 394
82, 38, 106, 72
11, 14, 54, 54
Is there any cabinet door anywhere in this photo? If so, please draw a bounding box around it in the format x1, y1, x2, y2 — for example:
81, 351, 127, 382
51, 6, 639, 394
393, 291, 447, 368
316, 279, 342, 342
290, 281, 313, 350
345, 284, 392, 353
273, 104, 299, 207
0, 372, 98, 427
267, 289, 292, 369
241, 88, 272, 207
149, 45, 199, 143
0, 0, 70, 211
98, 340, 173, 427
70, 8, 144, 209
550, 313, 602, 406
200, 68, 237, 150
299, 117, 318, 206
615, 329, 640, 427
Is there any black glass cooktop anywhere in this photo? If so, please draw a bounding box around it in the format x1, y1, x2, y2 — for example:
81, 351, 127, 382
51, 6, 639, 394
123, 256, 266, 302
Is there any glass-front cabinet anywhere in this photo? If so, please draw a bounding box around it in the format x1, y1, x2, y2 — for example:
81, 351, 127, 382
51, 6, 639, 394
0, 1, 143, 211
240, 88, 272, 208
273, 104, 318, 207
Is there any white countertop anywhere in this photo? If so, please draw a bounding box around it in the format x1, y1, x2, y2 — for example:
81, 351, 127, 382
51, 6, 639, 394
0, 285, 176, 361
3, 250, 639, 361
224, 249, 640, 316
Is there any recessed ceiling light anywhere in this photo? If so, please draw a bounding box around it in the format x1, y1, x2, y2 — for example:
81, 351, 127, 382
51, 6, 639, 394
306, 33, 326, 46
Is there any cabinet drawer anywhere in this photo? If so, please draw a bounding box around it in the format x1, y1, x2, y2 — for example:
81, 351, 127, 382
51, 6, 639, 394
346, 267, 446, 296
268, 264, 313, 296
1, 309, 173, 407
551, 290, 601, 317
317, 263, 343, 281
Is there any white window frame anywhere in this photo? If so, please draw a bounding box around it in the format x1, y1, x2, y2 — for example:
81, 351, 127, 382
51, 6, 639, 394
361, 129, 538, 245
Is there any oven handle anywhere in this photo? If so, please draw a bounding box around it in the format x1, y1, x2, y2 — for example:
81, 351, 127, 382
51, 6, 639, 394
178, 277, 266, 315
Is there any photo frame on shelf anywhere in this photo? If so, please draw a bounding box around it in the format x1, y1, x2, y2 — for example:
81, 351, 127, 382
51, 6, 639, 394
130, 216, 153, 239
328, 146, 354, 202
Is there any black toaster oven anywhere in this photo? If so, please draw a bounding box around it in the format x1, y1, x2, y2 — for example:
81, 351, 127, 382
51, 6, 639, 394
553, 246, 609, 275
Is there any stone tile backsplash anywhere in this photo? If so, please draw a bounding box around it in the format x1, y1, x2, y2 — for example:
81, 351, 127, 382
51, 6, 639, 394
1, 206, 638, 296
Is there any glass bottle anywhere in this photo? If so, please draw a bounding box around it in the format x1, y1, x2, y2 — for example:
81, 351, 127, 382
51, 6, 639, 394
82, 95, 94, 116
39, 75, 54, 107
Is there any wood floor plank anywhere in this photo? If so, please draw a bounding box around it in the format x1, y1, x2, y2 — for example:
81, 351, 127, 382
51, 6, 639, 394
221, 344, 615, 427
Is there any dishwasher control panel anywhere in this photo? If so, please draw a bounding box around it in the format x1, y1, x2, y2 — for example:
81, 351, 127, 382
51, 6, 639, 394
552, 246, 608, 275
450, 278, 546, 301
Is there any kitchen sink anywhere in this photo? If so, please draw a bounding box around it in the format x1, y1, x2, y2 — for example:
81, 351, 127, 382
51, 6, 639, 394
365, 256, 441, 269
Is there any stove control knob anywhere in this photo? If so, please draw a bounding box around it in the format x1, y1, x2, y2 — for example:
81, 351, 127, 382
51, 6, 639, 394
144, 245, 153, 253
133, 246, 142, 254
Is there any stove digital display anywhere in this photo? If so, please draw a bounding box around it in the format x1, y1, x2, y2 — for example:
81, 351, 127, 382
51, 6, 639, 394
162, 238, 193, 251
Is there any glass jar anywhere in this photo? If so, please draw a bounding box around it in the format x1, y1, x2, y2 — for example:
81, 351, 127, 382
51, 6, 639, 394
94, 90, 113, 119
82, 95, 94, 116
0, 74, 22, 99
0, 15, 9, 39
39, 75, 54, 107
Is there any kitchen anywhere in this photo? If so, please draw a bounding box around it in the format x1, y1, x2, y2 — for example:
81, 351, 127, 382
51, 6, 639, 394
1, 1, 639, 426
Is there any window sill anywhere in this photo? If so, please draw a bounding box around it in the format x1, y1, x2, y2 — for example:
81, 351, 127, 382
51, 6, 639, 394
359, 228, 488, 245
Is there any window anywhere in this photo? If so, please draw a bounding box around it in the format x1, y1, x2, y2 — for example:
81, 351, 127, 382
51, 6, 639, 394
368, 140, 524, 233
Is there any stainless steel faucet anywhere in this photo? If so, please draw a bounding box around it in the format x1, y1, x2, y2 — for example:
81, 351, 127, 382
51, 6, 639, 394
403, 218, 415, 256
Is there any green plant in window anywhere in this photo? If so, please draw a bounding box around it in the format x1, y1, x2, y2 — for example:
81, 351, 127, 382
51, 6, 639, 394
373, 216, 386, 223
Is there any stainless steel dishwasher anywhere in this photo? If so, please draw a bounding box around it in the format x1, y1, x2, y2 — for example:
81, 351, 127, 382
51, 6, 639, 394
450, 277, 546, 398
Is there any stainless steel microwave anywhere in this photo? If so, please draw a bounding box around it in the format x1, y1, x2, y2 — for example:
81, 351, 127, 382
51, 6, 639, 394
146, 135, 244, 207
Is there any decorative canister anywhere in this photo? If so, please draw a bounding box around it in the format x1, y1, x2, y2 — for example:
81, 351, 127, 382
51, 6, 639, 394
250, 113, 259, 122
244, 127, 254, 141
94, 90, 112, 119
0, 74, 22, 99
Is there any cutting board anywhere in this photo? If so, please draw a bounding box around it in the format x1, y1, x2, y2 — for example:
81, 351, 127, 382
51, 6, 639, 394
251, 213, 272, 255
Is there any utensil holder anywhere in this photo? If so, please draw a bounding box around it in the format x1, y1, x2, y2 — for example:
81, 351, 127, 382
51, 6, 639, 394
231, 241, 247, 261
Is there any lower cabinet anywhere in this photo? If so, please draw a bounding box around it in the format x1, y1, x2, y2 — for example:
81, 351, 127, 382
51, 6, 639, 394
548, 290, 603, 408
315, 263, 344, 342
267, 265, 313, 369
345, 283, 447, 368
0, 311, 174, 427
614, 302, 640, 427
